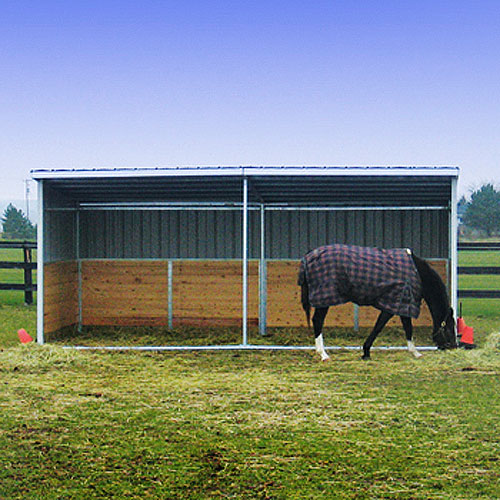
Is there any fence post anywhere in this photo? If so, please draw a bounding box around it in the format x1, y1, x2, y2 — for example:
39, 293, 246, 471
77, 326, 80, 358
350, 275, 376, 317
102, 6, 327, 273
23, 243, 33, 305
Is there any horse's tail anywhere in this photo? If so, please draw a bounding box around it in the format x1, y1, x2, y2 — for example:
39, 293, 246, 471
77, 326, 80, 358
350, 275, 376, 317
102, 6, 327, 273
298, 259, 311, 328
301, 282, 311, 327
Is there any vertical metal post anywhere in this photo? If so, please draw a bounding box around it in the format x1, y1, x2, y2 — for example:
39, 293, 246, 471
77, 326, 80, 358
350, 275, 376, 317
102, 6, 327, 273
76, 209, 83, 332
450, 176, 458, 318
168, 260, 173, 329
36, 181, 44, 344
242, 177, 248, 345
259, 204, 267, 336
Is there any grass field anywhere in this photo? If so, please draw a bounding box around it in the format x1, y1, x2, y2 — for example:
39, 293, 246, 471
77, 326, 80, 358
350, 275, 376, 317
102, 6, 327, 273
0, 327, 499, 499
0, 248, 499, 499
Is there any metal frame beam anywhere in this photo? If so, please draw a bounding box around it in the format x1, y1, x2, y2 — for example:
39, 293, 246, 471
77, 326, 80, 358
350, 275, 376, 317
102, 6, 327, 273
259, 204, 267, 336
242, 177, 249, 345
46, 204, 450, 212
63, 345, 438, 352
36, 181, 44, 344
449, 177, 458, 317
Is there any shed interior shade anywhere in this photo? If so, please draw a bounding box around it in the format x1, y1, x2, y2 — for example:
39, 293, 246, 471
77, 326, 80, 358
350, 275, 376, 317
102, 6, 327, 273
39, 175, 453, 207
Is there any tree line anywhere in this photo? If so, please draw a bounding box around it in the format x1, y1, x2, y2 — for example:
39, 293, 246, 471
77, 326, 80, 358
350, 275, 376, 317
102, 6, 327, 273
459, 183, 500, 238
1, 204, 36, 240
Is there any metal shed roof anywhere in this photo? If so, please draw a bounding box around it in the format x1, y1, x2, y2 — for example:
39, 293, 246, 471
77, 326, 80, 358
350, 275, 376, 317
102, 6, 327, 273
32, 165, 459, 178
32, 166, 458, 207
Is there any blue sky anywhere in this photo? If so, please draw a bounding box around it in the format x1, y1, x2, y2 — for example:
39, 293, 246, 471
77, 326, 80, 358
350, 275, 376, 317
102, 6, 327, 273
1, 0, 499, 205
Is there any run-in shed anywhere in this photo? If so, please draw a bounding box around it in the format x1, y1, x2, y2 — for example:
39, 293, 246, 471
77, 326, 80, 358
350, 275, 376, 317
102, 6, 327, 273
31, 166, 459, 347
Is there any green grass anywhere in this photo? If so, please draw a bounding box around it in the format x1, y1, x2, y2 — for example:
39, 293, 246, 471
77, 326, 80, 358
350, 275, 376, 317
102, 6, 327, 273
0, 304, 37, 347
459, 275, 500, 289
0, 331, 499, 499
459, 250, 500, 266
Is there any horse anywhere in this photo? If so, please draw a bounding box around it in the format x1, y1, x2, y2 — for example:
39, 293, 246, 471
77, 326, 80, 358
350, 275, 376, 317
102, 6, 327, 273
298, 244, 457, 361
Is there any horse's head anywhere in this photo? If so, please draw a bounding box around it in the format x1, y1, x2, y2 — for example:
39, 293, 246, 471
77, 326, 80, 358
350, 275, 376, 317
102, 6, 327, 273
432, 308, 458, 350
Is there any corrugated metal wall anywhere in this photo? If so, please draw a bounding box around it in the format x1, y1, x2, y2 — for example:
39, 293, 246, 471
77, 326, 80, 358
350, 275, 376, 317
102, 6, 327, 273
78, 210, 256, 259
266, 210, 448, 258
44, 210, 76, 262
67, 208, 448, 261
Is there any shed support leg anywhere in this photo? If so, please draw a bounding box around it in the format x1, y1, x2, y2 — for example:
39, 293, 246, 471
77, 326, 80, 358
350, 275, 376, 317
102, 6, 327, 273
259, 204, 267, 336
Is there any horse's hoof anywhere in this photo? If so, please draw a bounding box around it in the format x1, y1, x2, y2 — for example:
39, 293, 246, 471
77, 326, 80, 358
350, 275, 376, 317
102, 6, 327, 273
362, 354, 371, 361
321, 357, 331, 362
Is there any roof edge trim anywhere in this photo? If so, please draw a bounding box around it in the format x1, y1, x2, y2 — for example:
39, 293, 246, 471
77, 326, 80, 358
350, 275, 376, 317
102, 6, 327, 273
31, 165, 459, 180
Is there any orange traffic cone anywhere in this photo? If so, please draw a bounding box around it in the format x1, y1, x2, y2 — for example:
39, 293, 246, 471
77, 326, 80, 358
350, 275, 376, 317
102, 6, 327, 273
459, 325, 476, 349
18, 328, 33, 344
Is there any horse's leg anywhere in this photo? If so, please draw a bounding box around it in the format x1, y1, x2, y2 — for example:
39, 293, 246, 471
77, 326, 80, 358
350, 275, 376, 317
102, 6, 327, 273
362, 310, 393, 360
401, 316, 422, 358
312, 307, 330, 361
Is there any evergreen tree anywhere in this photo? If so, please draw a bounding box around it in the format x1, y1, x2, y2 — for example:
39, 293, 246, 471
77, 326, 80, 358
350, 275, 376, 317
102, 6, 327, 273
463, 184, 500, 237
1, 204, 36, 240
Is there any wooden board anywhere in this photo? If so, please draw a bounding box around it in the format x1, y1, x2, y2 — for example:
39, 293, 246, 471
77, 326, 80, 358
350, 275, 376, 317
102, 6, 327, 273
173, 261, 259, 322
81, 260, 259, 327
82, 260, 168, 326
44, 261, 78, 333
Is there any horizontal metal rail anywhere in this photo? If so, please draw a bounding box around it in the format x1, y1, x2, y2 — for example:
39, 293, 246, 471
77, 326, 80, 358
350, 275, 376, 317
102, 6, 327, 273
48, 204, 449, 212
63, 344, 438, 352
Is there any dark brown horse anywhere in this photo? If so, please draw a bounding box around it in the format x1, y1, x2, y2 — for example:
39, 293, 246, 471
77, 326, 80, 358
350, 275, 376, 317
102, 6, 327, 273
299, 244, 457, 361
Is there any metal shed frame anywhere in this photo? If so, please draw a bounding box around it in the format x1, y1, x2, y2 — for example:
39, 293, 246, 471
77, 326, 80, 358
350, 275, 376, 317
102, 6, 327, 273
32, 166, 459, 351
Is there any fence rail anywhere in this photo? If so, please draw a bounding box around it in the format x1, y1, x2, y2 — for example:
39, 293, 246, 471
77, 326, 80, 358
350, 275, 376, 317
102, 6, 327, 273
458, 266, 500, 275
458, 242, 500, 251
0, 241, 37, 304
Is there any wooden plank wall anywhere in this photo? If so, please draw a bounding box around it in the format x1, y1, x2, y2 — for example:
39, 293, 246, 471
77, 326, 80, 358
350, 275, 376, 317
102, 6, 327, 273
44, 261, 78, 333
82, 261, 168, 326
75, 259, 447, 329
173, 261, 259, 326
80, 260, 259, 327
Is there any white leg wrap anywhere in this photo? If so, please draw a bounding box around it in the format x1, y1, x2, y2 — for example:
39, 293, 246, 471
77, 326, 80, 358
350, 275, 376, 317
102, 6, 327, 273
315, 333, 330, 361
407, 340, 422, 358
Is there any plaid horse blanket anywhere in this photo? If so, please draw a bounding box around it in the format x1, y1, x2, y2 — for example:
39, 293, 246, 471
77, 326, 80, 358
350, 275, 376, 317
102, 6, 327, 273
298, 244, 423, 318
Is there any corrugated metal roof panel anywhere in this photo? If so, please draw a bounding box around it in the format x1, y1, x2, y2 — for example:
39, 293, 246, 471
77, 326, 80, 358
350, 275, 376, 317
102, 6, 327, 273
38, 172, 455, 207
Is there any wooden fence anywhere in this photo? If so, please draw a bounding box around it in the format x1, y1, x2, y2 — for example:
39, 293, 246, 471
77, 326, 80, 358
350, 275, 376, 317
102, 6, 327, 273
458, 242, 500, 298
0, 241, 37, 305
